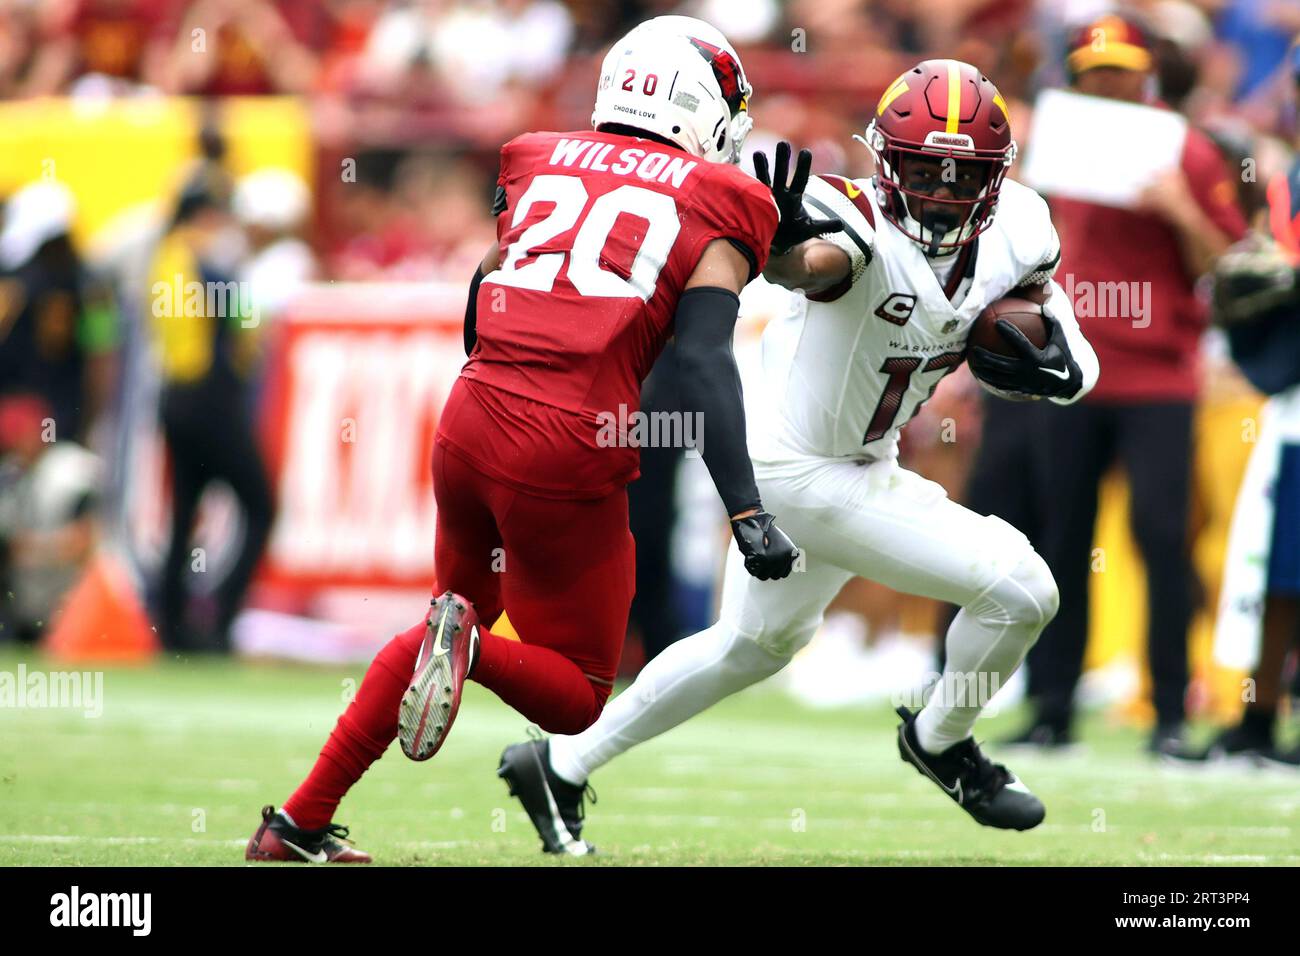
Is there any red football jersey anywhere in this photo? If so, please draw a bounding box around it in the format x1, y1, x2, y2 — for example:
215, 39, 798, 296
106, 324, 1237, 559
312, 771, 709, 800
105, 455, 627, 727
442, 129, 779, 498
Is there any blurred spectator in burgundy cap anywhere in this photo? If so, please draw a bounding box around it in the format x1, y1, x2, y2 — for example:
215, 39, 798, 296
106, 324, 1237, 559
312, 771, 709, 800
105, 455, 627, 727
0, 393, 100, 645
1005, 12, 1249, 756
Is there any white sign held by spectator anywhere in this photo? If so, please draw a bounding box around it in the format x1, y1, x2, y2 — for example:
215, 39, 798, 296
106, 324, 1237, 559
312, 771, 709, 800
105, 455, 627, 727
1021, 89, 1187, 209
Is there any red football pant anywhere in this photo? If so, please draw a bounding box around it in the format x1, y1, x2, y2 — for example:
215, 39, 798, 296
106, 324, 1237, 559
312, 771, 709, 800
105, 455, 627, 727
431, 441, 635, 724
284, 443, 634, 829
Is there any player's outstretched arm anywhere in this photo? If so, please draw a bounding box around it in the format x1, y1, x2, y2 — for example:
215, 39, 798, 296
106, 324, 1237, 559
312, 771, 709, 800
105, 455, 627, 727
764, 239, 852, 295
753, 141, 848, 295
676, 239, 799, 581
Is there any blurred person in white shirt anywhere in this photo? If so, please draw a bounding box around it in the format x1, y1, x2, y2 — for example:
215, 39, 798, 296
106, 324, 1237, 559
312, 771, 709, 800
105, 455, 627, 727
233, 168, 317, 322
359, 0, 573, 99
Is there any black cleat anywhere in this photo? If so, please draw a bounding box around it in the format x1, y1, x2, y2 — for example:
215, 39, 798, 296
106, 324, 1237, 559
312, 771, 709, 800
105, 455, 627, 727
498, 738, 596, 856
896, 706, 1045, 831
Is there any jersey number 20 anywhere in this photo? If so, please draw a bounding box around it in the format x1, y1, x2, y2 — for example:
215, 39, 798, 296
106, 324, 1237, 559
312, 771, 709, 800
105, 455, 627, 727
489, 174, 680, 301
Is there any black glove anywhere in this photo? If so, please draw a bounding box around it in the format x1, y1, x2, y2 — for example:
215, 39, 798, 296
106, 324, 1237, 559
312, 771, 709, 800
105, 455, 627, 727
968, 306, 1082, 399
732, 511, 799, 581
753, 141, 844, 256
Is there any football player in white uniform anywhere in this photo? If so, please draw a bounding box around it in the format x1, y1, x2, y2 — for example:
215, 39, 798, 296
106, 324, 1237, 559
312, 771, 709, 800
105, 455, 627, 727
499, 59, 1099, 853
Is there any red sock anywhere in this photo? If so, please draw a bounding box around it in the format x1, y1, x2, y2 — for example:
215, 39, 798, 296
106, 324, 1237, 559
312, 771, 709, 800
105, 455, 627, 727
282, 621, 425, 829
282, 621, 609, 828
472, 628, 608, 734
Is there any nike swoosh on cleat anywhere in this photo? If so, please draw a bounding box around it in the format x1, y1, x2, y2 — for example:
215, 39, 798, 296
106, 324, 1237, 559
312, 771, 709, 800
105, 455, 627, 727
529, 747, 588, 856
1041, 366, 1070, 380
901, 729, 963, 802
432, 607, 450, 657
281, 839, 328, 864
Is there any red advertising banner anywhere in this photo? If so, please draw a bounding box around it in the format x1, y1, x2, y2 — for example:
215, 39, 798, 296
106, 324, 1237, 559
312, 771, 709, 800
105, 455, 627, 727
258, 282, 468, 595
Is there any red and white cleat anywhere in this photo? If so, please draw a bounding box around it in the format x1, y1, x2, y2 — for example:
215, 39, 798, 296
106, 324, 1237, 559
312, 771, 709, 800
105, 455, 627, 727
398, 591, 480, 761
245, 805, 372, 863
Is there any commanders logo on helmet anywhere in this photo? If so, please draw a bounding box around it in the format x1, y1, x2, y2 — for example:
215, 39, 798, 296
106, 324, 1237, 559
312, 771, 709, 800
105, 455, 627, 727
858, 59, 1017, 255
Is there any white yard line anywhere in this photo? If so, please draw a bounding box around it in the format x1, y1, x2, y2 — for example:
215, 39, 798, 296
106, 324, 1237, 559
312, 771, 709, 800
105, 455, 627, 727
0, 835, 246, 846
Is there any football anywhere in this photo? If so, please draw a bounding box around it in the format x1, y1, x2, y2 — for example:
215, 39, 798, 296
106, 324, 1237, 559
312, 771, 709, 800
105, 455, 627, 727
968, 295, 1050, 356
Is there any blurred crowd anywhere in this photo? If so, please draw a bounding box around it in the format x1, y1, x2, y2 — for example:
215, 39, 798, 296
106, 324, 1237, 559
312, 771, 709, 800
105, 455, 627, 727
2, 0, 1300, 754
0, 0, 1295, 282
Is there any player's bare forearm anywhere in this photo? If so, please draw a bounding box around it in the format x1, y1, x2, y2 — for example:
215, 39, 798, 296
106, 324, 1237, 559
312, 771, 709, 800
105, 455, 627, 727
763, 239, 850, 295
686, 239, 752, 294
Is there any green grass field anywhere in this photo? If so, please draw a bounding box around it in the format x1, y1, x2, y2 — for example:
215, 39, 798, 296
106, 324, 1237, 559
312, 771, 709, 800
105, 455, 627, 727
2, 647, 1297, 866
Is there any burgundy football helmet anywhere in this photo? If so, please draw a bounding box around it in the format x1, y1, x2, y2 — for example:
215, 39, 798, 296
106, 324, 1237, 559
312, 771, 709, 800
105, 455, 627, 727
859, 59, 1017, 256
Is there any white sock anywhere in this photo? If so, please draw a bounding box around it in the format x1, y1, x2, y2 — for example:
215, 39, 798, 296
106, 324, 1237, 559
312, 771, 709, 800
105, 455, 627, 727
548, 621, 788, 785
915, 557, 1054, 754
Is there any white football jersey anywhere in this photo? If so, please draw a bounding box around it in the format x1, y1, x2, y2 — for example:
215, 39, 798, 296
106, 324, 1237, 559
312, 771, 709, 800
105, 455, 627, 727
747, 174, 1095, 464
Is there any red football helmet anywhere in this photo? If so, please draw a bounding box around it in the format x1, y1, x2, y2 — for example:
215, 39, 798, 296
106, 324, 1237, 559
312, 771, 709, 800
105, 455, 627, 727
859, 59, 1017, 256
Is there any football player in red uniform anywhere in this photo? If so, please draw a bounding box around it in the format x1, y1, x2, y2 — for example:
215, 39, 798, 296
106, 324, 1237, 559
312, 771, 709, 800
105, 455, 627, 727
247, 15, 836, 862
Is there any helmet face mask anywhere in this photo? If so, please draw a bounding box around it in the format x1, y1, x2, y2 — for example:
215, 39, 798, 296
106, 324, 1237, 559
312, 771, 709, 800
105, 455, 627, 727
859, 60, 1017, 257
591, 17, 753, 165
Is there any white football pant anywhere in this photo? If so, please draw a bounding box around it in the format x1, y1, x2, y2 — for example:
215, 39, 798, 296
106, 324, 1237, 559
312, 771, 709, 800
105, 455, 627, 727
548, 454, 1060, 784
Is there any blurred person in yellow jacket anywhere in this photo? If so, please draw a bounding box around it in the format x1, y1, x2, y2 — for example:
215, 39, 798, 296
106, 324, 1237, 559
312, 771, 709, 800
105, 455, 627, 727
150, 167, 273, 653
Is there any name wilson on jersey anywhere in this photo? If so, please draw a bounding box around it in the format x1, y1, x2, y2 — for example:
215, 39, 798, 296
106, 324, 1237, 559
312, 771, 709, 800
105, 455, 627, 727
546, 137, 700, 188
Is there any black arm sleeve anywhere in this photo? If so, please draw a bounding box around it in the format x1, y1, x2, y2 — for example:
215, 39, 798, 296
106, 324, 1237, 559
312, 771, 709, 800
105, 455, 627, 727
464, 266, 486, 356
674, 286, 762, 517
